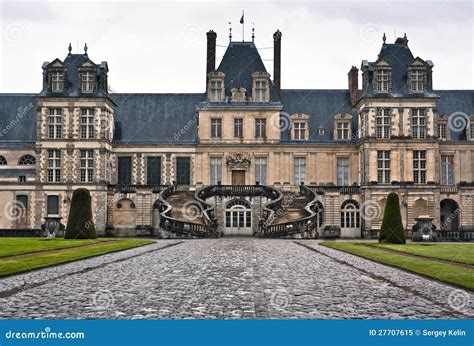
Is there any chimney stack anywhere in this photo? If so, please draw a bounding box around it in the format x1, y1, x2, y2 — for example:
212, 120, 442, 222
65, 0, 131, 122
273, 30, 282, 98
206, 30, 217, 88
348, 66, 359, 106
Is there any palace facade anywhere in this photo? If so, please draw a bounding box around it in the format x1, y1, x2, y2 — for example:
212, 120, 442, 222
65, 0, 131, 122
0, 30, 473, 238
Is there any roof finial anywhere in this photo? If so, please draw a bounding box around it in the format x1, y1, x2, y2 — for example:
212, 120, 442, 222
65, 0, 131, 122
252, 22, 255, 42
382, 32, 386, 44
228, 22, 232, 42
84, 43, 88, 54
68, 42, 72, 54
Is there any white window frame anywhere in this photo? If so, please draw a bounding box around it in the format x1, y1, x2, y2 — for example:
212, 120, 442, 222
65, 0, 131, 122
255, 119, 266, 138
47, 149, 61, 183
375, 68, 391, 92
80, 108, 95, 139
48, 108, 62, 139
294, 157, 306, 185
294, 121, 306, 140
254, 80, 267, 102
337, 157, 349, 186
412, 108, 427, 139
377, 150, 391, 184
409, 68, 426, 92
210, 80, 223, 102
51, 71, 64, 92
336, 121, 350, 140
80, 149, 94, 183
413, 150, 427, 184
440, 155, 454, 185
438, 123, 447, 140
210, 118, 222, 138
234, 118, 243, 138
375, 108, 391, 139
81, 71, 95, 93
255, 157, 267, 185
210, 157, 222, 185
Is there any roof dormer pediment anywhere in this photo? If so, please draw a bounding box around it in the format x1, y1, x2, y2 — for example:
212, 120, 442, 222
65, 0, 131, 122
47, 58, 66, 69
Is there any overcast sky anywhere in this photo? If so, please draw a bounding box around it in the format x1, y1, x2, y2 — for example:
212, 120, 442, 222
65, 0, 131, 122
0, 0, 472, 93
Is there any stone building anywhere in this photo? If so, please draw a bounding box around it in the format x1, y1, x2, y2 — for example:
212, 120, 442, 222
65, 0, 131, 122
0, 31, 472, 238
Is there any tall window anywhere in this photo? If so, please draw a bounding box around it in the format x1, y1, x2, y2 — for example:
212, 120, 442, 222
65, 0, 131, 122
441, 155, 454, 185
81, 71, 95, 92
255, 157, 267, 185
337, 158, 349, 186
80, 150, 94, 183
375, 68, 391, 92
47, 195, 59, 215
375, 108, 391, 139
176, 157, 191, 185
210, 80, 223, 102
412, 108, 426, 139
470, 124, 474, 140
210, 157, 222, 185
48, 108, 62, 139
438, 123, 447, 140
377, 150, 391, 184
147, 156, 161, 185
47, 149, 61, 182
294, 121, 306, 140
294, 157, 306, 185
51, 71, 64, 92
117, 156, 132, 185
413, 150, 427, 184
254, 80, 267, 102
255, 119, 266, 138
336, 122, 350, 140
80, 109, 95, 139
211, 118, 222, 138
234, 118, 243, 138
409, 68, 426, 92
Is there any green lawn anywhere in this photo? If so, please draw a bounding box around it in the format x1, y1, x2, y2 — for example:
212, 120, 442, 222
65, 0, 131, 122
320, 242, 474, 291
0, 238, 154, 277
364, 243, 474, 265
0, 238, 109, 258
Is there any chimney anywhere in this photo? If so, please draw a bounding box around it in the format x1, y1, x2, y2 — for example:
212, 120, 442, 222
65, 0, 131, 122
273, 30, 282, 98
206, 30, 217, 88
348, 66, 359, 106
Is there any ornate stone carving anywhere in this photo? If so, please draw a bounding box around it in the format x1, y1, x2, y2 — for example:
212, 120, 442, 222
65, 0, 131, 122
225, 152, 252, 169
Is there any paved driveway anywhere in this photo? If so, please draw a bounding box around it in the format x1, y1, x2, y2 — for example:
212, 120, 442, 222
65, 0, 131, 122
0, 239, 471, 319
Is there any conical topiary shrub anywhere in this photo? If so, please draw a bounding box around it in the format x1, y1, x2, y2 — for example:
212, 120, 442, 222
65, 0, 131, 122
379, 192, 406, 244
65, 188, 97, 239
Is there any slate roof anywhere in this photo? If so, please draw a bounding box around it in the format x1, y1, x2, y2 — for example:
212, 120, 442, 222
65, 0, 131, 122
280, 90, 357, 143
39, 53, 109, 98
0, 94, 37, 144
110, 93, 203, 144
215, 41, 280, 102
363, 41, 436, 98
436, 90, 474, 141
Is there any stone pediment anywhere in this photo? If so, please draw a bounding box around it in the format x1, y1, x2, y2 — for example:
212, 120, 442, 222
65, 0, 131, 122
225, 152, 252, 169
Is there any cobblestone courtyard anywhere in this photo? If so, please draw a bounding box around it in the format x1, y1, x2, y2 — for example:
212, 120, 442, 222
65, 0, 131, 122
0, 239, 472, 319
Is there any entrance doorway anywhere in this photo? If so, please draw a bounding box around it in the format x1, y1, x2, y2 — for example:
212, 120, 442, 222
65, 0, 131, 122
224, 199, 252, 236
440, 199, 460, 231
340, 200, 361, 237
232, 170, 246, 185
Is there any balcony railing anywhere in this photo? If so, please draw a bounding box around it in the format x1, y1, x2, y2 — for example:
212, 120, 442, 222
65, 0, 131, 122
111, 184, 169, 194
309, 185, 361, 195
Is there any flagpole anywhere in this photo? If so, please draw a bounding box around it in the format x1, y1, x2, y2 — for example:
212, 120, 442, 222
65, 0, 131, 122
242, 10, 244, 42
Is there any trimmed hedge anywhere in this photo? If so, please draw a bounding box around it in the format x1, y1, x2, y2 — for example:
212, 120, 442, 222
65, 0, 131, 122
379, 192, 406, 244
65, 188, 97, 239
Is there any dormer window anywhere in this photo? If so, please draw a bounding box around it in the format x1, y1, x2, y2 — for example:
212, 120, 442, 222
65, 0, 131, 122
374, 61, 392, 92
252, 72, 270, 102
409, 68, 426, 92
51, 71, 65, 92
80, 70, 95, 93
207, 71, 225, 102
290, 114, 309, 140
334, 113, 352, 140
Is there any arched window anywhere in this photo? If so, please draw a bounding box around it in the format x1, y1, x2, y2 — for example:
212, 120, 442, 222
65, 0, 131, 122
0, 156, 7, 165
341, 200, 360, 230
18, 155, 36, 165
225, 199, 252, 229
